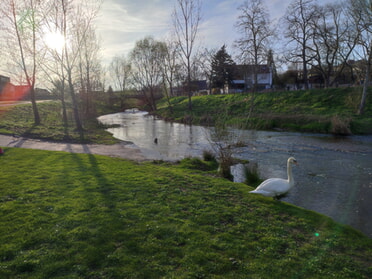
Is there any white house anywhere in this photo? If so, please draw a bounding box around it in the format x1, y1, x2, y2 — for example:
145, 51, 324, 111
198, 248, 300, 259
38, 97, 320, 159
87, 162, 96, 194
230, 65, 273, 92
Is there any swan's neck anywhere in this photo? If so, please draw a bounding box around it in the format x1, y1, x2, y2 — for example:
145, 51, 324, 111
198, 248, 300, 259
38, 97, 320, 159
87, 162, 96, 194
287, 161, 294, 185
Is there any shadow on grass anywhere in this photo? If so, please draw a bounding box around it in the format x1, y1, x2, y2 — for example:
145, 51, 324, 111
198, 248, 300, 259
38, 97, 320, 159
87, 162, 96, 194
64, 147, 121, 271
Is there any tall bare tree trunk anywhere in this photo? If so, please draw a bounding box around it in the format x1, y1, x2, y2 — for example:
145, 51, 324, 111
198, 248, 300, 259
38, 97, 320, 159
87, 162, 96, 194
62, 0, 83, 133
173, 0, 202, 111
358, 47, 371, 115
9, 0, 40, 125
67, 68, 84, 132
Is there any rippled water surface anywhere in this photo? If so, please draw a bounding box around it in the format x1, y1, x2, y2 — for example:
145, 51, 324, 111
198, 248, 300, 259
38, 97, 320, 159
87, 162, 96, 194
98, 110, 372, 238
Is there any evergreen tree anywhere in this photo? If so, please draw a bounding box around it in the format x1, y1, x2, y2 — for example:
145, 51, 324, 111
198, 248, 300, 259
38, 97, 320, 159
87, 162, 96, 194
211, 45, 236, 93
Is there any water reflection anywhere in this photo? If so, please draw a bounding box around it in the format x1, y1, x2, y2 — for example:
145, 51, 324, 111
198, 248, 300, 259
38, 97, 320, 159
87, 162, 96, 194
98, 111, 212, 160
98, 110, 372, 238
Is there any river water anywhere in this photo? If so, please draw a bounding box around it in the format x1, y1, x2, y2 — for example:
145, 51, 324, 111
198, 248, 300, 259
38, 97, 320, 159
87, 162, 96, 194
98, 110, 372, 238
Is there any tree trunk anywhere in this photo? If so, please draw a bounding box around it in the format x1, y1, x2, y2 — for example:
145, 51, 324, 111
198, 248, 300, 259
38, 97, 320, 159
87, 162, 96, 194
302, 49, 309, 90
29, 86, 40, 125
162, 80, 173, 113
187, 61, 192, 111
150, 87, 157, 111
60, 78, 68, 127
10, 0, 40, 125
358, 56, 371, 115
61, 95, 68, 127
67, 70, 84, 133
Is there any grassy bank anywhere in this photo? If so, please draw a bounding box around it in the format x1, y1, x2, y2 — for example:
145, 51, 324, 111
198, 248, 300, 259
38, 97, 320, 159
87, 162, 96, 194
1, 88, 371, 144
0, 148, 371, 278
0, 101, 118, 144
156, 87, 372, 134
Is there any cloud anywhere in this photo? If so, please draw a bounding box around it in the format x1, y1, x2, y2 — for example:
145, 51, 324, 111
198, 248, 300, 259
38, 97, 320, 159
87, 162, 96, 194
96, 0, 173, 63
95, 0, 333, 65
265, 0, 291, 21
198, 0, 240, 52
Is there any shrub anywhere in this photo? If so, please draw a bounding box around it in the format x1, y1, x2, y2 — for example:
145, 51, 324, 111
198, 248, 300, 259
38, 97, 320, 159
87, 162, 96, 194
244, 162, 262, 187
182, 114, 193, 124
351, 118, 372, 134
330, 115, 352, 136
202, 150, 215, 161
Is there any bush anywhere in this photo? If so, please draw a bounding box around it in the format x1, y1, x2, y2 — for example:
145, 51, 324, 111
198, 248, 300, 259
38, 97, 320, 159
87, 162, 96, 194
244, 162, 262, 187
330, 115, 352, 136
202, 150, 215, 161
179, 157, 218, 171
351, 118, 372, 134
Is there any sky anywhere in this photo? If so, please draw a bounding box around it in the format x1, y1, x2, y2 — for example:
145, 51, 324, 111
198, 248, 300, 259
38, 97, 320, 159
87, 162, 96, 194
95, 0, 334, 65
0, 0, 334, 81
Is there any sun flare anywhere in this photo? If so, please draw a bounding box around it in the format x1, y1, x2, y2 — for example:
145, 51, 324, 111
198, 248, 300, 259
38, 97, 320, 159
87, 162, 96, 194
44, 31, 65, 53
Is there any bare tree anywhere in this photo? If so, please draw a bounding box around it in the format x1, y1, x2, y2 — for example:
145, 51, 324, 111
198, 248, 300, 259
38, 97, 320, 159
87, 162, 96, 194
349, 0, 372, 115
56, 0, 102, 133
109, 55, 132, 108
235, 0, 273, 93
196, 47, 217, 93
77, 23, 102, 118
130, 36, 167, 112
310, 3, 358, 87
160, 39, 182, 112
0, 0, 42, 124
172, 0, 202, 111
282, 0, 319, 89
110, 55, 131, 92
39, 0, 70, 128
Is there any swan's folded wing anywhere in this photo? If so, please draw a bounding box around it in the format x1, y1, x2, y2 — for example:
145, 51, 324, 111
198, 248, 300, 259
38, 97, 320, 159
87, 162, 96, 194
254, 178, 289, 195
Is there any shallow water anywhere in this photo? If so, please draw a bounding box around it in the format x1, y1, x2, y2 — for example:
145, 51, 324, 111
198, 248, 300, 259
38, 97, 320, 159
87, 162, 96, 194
98, 110, 372, 238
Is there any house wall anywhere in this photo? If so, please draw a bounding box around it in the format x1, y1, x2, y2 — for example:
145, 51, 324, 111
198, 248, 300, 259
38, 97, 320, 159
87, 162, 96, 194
231, 72, 273, 91
0, 75, 11, 94
255, 72, 272, 88
0, 83, 17, 100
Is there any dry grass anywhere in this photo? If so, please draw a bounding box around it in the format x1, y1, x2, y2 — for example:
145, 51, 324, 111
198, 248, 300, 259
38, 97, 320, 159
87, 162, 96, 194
330, 115, 352, 135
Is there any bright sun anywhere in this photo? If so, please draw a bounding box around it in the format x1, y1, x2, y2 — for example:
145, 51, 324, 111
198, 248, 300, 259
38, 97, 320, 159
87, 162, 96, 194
44, 32, 65, 53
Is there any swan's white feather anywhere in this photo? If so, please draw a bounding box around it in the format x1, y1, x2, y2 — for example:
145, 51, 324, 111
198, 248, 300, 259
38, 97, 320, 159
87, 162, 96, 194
249, 157, 297, 198
251, 178, 291, 195
249, 189, 277, 197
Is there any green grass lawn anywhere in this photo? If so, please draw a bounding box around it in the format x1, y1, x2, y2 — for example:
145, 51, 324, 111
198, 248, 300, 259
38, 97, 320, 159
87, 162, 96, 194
0, 102, 118, 144
0, 148, 371, 278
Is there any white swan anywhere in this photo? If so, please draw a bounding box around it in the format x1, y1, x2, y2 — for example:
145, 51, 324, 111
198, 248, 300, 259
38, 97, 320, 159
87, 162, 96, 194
249, 157, 298, 198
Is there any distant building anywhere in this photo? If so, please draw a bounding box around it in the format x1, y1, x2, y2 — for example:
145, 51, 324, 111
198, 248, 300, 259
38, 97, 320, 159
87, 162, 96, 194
0, 74, 30, 101
230, 64, 273, 92
190, 80, 208, 95
0, 75, 10, 94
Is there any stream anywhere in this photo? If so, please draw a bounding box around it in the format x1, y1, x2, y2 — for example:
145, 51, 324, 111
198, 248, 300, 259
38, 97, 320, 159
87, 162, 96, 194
98, 110, 372, 238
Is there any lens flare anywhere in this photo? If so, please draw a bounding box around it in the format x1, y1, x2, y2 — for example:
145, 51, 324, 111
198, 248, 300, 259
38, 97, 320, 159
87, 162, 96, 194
0, 83, 31, 115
